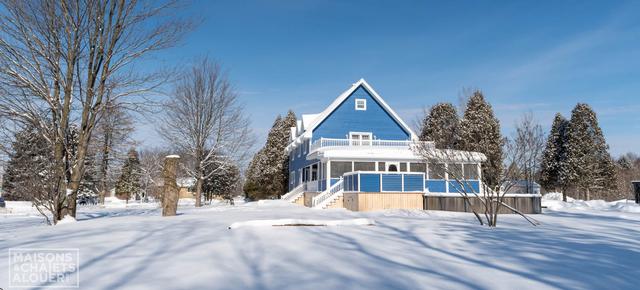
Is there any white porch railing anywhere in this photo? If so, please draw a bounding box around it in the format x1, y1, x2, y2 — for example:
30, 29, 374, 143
281, 183, 305, 202
309, 138, 434, 153
312, 178, 344, 209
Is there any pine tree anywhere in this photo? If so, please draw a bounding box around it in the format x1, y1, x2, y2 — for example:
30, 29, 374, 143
419, 103, 459, 149
203, 158, 240, 200
243, 110, 296, 200
1, 125, 56, 201
457, 91, 504, 188
115, 148, 143, 201
564, 103, 616, 200
280, 110, 297, 192
540, 113, 570, 200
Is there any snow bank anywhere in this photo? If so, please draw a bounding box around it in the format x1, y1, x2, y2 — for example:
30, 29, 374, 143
543, 192, 640, 213
228, 218, 375, 229
56, 215, 77, 225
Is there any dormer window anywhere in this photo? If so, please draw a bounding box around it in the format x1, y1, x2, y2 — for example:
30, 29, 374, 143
355, 99, 366, 111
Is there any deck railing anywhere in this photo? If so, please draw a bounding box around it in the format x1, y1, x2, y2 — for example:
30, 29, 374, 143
312, 178, 344, 208
309, 138, 434, 153
281, 183, 305, 202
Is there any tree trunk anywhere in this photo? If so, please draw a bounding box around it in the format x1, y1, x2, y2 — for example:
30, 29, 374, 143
195, 174, 203, 207
162, 155, 180, 216
586, 188, 590, 201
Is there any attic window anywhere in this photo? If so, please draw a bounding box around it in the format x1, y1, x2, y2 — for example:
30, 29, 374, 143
355, 99, 367, 111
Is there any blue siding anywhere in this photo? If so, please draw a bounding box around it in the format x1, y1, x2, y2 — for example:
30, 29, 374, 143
426, 180, 447, 193
448, 181, 480, 194
382, 174, 402, 191
288, 150, 318, 189
353, 174, 359, 191
404, 174, 423, 192
312, 86, 410, 142
330, 178, 340, 186
360, 174, 380, 192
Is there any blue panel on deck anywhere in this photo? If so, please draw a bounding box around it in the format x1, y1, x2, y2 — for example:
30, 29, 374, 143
403, 175, 424, 192
382, 174, 402, 191
426, 180, 447, 193
354, 174, 359, 191
448, 181, 480, 194
330, 178, 340, 187
312, 86, 410, 142
360, 174, 380, 192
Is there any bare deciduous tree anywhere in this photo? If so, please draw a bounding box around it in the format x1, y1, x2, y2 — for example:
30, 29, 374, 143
414, 143, 539, 227
93, 100, 135, 204
504, 112, 546, 193
0, 0, 191, 222
158, 59, 253, 207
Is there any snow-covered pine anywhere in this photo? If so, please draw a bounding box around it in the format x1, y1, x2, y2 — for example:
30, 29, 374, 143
540, 113, 570, 199
280, 110, 298, 193
1, 125, 56, 201
456, 91, 504, 188
564, 103, 617, 200
115, 148, 143, 201
419, 102, 459, 149
203, 157, 240, 200
244, 111, 296, 200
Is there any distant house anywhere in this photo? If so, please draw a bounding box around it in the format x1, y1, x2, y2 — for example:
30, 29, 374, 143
280, 79, 487, 211
176, 177, 196, 199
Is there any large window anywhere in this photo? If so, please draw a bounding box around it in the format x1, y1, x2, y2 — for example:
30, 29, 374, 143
354, 162, 375, 171
311, 164, 318, 181
429, 163, 446, 179
331, 161, 353, 178
350, 132, 372, 146
450, 164, 463, 179
378, 162, 385, 171
400, 163, 407, 172
410, 163, 426, 173
464, 164, 479, 179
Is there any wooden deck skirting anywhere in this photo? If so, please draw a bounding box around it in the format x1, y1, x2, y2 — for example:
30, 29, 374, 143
424, 195, 542, 214
344, 192, 423, 212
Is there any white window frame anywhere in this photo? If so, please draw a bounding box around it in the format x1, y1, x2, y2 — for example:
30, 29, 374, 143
349, 132, 372, 146
355, 98, 367, 111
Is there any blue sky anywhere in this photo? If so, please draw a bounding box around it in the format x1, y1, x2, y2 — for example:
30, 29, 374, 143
136, 0, 640, 156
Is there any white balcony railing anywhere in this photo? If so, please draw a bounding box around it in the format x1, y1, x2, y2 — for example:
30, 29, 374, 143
309, 138, 434, 153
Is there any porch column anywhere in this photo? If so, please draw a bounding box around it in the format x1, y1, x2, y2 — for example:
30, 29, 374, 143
326, 160, 331, 190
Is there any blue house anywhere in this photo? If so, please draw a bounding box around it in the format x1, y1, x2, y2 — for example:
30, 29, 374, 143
282, 79, 486, 211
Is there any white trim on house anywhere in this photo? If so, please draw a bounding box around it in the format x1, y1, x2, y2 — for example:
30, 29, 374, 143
355, 98, 367, 110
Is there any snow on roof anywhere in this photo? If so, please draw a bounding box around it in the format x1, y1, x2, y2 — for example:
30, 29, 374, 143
301, 113, 320, 130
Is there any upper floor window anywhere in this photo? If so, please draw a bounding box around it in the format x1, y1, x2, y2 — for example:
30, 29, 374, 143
355, 98, 367, 111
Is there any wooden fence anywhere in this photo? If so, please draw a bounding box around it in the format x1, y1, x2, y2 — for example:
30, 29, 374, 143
424, 195, 542, 214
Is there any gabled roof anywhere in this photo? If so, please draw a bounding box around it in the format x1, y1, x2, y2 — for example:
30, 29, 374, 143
286, 79, 417, 152
306, 79, 416, 139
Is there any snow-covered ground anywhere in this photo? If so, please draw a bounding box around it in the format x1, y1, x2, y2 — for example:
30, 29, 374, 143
1, 195, 639, 290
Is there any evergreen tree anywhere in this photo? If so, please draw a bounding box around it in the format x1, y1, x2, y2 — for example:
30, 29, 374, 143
1, 125, 55, 201
564, 103, 616, 200
457, 91, 504, 188
540, 113, 570, 200
243, 110, 296, 200
419, 103, 459, 149
115, 148, 143, 201
280, 110, 297, 192
202, 158, 240, 200
243, 150, 265, 199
